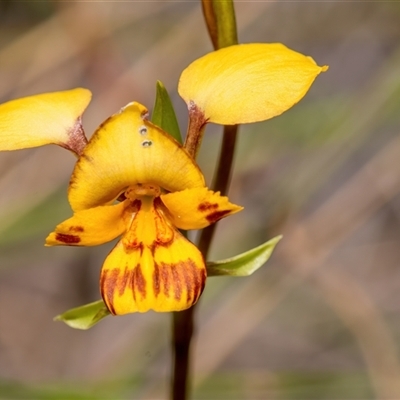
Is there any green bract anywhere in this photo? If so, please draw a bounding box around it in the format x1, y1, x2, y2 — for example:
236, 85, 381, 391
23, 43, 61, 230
55, 236, 281, 329
207, 235, 282, 276
152, 81, 182, 144
54, 300, 110, 330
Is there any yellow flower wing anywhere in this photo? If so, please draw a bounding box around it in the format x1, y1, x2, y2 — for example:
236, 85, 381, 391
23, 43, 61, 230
161, 187, 243, 230
0, 88, 91, 152
100, 198, 206, 315
45, 201, 128, 246
178, 43, 328, 125
68, 102, 205, 211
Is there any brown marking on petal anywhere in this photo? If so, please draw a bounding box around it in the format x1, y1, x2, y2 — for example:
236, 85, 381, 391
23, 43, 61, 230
100, 264, 147, 315
149, 225, 174, 256
154, 263, 172, 298
149, 240, 172, 257
131, 198, 142, 210
124, 240, 144, 254
194, 262, 207, 302
55, 233, 81, 244
132, 264, 146, 299
154, 259, 206, 306
181, 261, 193, 303
153, 198, 174, 245
182, 259, 206, 304
161, 263, 171, 297
100, 268, 119, 315
206, 209, 232, 224
198, 201, 218, 212
68, 226, 84, 233
171, 266, 183, 300
153, 262, 171, 298
122, 201, 144, 253
149, 200, 175, 256
153, 263, 161, 298
117, 265, 130, 296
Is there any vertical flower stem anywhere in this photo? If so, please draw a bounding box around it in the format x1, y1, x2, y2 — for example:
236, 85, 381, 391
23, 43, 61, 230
171, 2, 238, 399
197, 124, 238, 251
171, 126, 239, 400
171, 306, 195, 400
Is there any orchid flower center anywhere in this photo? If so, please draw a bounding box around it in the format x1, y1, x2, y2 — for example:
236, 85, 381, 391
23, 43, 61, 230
125, 183, 161, 199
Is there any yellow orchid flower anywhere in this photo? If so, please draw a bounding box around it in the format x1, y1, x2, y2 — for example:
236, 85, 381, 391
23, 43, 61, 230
179, 43, 328, 125
0, 88, 91, 155
45, 102, 242, 315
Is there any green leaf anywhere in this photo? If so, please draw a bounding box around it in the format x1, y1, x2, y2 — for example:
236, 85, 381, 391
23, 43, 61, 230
54, 300, 111, 330
152, 80, 182, 144
206, 235, 282, 277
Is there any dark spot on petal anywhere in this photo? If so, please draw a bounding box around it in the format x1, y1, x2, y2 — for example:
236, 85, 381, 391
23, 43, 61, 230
206, 210, 231, 223
198, 202, 218, 212
55, 233, 81, 244
139, 125, 147, 135
142, 140, 153, 147
69, 226, 84, 233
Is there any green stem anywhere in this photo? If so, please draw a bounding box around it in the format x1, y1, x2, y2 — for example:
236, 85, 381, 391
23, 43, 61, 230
171, 125, 238, 400
171, 308, 195, 400
171, 1, 238, 399
197, 125, 238, 252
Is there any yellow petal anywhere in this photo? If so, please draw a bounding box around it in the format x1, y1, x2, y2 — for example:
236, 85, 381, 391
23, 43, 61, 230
0, 88, 91, 152
69, 102, 205, 211
160, 187, 243, 230
178, 43, 328, 125
45, 201, 129, 246
100, 197, 206, 315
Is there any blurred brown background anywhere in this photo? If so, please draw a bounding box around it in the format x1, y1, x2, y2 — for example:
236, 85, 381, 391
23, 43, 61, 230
1, 1, 400, 399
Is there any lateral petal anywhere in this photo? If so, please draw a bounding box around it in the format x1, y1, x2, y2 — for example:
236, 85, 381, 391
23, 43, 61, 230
178, 43, 328, 125
160, 187, 243, 230
45, 201, 129, 246
0, 88, 91, 153
100, 198, 206, 315
68, 102, 205, 211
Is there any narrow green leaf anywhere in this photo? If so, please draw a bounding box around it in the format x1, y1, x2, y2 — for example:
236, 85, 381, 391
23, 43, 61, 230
54, 300, 111, 330
152, 80, 182, 144
206, 235, 282, 277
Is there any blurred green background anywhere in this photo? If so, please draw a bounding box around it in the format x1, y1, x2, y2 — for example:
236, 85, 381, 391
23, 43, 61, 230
1, 1, 400, 399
